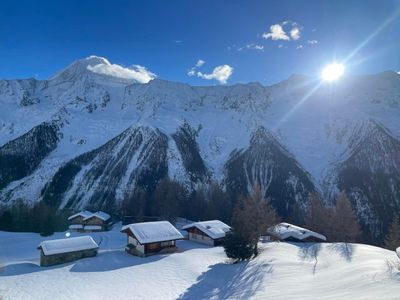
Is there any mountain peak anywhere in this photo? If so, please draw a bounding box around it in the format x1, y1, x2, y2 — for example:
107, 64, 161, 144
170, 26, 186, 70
50, 55, 155, 84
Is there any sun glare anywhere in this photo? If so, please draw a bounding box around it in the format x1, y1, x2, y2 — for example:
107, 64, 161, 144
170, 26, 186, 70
321, 63, 345, 81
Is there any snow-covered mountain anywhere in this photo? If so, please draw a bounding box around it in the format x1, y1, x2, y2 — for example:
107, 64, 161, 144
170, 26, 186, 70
1, 56, 400, 239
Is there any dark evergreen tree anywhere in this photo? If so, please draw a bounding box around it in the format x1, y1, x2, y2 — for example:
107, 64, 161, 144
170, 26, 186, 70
223, 231, 254, 262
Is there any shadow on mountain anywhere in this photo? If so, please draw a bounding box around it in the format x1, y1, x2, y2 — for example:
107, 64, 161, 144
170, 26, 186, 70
178, 260, 272, 300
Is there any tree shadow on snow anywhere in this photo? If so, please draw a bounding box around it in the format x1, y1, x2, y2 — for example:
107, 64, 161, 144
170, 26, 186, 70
297, 243, 322, 275
327, 243, 355, 262
178, 260, 272, 300
70, 250, 166, 272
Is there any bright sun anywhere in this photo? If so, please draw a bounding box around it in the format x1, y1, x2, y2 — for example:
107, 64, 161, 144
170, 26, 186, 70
321, 63, 345, 81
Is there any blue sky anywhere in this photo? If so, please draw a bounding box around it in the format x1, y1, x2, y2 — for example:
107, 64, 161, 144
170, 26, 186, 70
0, 0, 399, 85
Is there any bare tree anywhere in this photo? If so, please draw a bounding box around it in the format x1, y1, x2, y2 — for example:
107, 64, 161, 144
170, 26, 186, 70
384, 214, 400, 251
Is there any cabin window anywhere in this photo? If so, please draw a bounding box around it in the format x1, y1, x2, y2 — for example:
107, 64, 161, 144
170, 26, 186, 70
147, 243, 159, 250
161, 241, 173, 247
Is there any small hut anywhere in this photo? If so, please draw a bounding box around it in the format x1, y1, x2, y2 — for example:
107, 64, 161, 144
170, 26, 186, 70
67, 211, 93, 231
182, 220, 231, 246
82, 211, 111, 231
267, 222, 327, 242
121, 221, 184, 257
37, 236, 99, 266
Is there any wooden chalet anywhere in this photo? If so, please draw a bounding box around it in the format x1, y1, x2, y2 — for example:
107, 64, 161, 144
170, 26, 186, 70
67, 211, 93, 231
82, 211, 111, 231
182, 220, 231, 246
267, 222, 327, 242
121, 221, 184, 257
37, 236, 99, 267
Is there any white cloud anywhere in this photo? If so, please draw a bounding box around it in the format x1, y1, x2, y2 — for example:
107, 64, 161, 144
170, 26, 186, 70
196, 59, 205, 67
262, 24, 290, 40
262, 21, 302, 42
87, 63, 156, 83
290, 27, 301, 40
296, 45, 303, 49
197, 65, 233, 84
239, 44, 264, 51
308, 40, 318, 44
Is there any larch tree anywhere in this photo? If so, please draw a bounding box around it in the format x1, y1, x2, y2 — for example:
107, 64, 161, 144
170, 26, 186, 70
384, 214, 400, 251
330, 191, 362, 242
229, 184, 278, 257
304, 192, 333, 239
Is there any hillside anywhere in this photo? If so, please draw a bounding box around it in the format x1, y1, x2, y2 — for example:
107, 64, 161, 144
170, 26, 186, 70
1, 56, 400, 239
0, 226, 399, 299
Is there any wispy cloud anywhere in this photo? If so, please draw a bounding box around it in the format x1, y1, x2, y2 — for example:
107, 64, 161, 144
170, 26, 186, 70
87, 62, 156, 83
196, 59, 205, 67
290, 27, 301, 40
238, 43, 264, 51
307, 40, 318, 44
296, 45, 303, 49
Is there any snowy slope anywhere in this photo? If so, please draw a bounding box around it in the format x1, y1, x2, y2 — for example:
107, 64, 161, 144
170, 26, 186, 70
0, 228, 399, 299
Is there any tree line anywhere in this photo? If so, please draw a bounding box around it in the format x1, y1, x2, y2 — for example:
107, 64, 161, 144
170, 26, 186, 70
0, 177, 399, 253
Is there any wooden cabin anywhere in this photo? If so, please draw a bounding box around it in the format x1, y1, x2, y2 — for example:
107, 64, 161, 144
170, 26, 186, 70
267, 222, 327, 242
182, 220, 231, 246
82, 211, 111, 231
37, 236, 99, 267
67, 211, 93, 231
121, 221, 184, 257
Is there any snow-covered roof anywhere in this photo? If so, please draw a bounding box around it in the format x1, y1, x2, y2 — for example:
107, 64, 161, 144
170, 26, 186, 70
83, 211, 111, 222
69, 224, 83, 230
68, 210, 93, 221
84, 225, 103, 231
268, 222, 327, 241
121, 221, 184, 244
182, 220, 231, 239
38, 236, 99, 256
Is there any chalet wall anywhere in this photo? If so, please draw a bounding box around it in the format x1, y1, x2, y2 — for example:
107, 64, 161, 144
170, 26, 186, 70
69, 216, 84, 225
188, 232, 214, 246
40, 249, 97, 267
85, 217, 104, 226
128, 236, 145, 254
